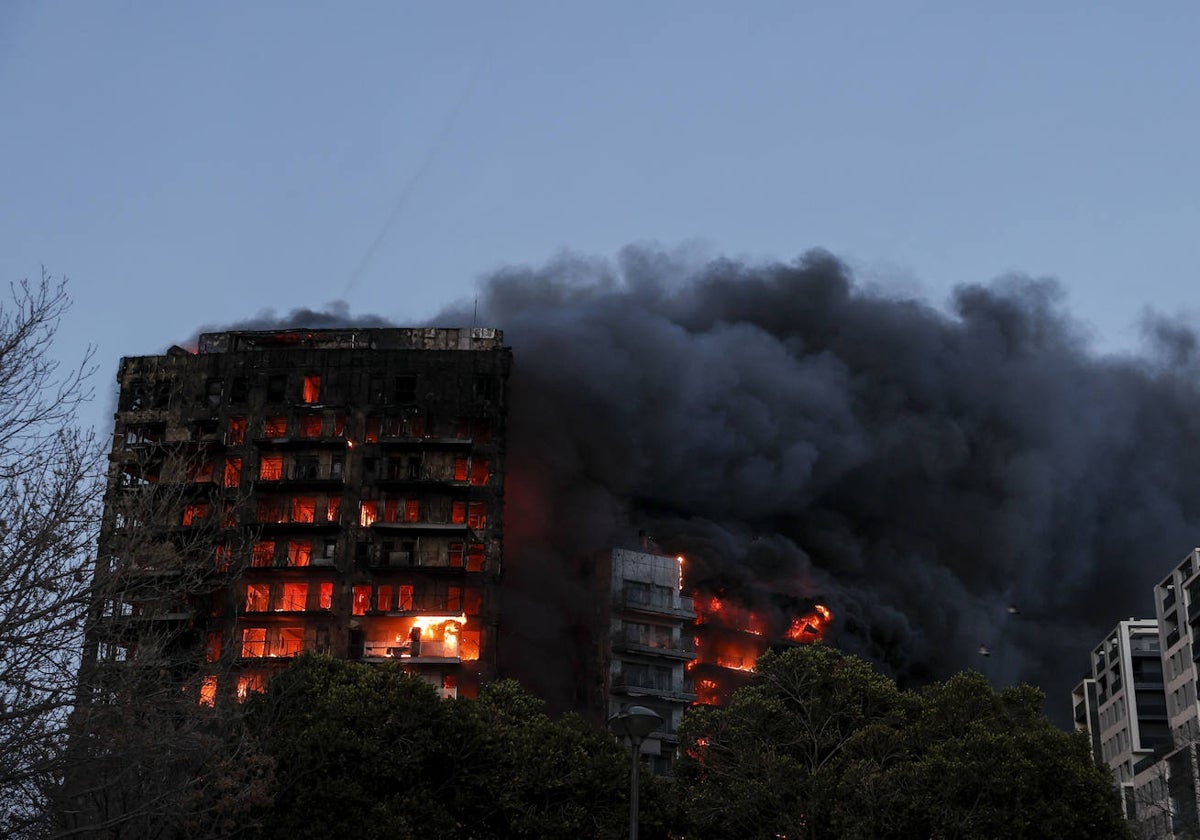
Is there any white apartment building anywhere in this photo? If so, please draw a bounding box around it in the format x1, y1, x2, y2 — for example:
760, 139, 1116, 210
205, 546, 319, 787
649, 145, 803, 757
1076, 549, 1200, 838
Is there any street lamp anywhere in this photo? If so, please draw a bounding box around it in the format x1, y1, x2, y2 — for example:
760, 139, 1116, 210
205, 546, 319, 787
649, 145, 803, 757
608, 704, 663, 840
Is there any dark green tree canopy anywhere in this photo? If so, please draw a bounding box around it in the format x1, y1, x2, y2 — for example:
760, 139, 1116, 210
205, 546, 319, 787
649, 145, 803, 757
243, 655, 656, 840
675, 644, 1131, 840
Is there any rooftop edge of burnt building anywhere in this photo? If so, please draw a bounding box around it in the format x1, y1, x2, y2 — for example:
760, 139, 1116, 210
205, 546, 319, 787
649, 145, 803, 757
191, 326, 504, 355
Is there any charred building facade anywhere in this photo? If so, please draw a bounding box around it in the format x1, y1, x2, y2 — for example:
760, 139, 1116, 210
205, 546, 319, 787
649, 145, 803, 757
81, 327, 511, 704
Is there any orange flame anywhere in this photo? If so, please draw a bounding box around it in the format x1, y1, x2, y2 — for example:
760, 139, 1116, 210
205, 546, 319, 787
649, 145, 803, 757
691, 591, 834, 705
784, 603, 833, 643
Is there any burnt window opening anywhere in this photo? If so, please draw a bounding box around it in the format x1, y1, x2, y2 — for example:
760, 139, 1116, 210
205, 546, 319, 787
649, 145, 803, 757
259, 454, 283, 481
474, 420, 492, 444
194, 419, 219, 441
256, 499, 284, 524
266, 374, 287, 402
205, 632, 222, 663
302, 376, 321, 404
473, 374, 496, 403
467, 502, 487, 529
251, 540, 276, 568
298, 414, 322, 438
330, 456, 345, 480
237, 673, 266, 700
241, 628, 267, 658
368, 376, 386, 404
293, 456, 319, 481
126, 381, 148, 411
290, 497, 316, 523
286, 540, 312, 567
279, 582, 308, 611
470, 458, 489, 486
395, 375, 417, 404
352, 585, 371, 616
187, 460, 215, 483
355, 541, 370, 567
223, 457, 242, 488
263, 416, 287, 438
153, 381, 173, 409
205, 379, 223, 407
467, 543, 485, 572
181, 503, 211, 526
407, 455, 421, 479
322, 539, 337, 561
359, 501, 378, 527
245, 583, 269, 612
230, 376, 250, 404
226, 417, 247, 446
124, 423, 166, 447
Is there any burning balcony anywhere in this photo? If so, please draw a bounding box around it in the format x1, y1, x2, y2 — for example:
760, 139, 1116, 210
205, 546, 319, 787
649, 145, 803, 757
358, 614, 479, 663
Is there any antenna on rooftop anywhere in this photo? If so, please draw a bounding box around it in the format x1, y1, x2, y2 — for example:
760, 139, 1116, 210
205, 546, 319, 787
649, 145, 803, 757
473, 297, 478, 328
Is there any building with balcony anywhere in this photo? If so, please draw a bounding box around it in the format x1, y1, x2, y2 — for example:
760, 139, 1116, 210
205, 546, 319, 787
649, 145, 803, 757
1072, 549, 1200, 838
81, 327, 511, 705
1072, 619, 1169, 820
600, 547, 696, 774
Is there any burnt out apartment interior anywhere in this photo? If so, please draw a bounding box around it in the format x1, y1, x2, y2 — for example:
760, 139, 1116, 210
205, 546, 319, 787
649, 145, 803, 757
81, 328, 511, 705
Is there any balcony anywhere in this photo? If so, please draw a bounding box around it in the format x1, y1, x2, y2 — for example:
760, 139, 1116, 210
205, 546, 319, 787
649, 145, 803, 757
362, 639, 461, 662
371, 520, 471, 535
611, 630, 697, 661
616, 590, 696, 620
611, 673, 696, 702
376, 434, 473, 449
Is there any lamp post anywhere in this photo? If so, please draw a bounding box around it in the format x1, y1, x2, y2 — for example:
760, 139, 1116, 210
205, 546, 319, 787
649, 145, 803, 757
608, 704, 663, 840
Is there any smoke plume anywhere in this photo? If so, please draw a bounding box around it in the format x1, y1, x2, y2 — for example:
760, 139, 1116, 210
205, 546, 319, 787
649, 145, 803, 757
439, 246, 1200, 723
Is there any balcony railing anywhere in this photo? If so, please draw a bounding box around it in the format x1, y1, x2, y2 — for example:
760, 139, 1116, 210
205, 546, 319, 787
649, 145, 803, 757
617, 590, 696, 619
362, 639, 460, 661
611, 630, 696, 659
611, 673, 696, 701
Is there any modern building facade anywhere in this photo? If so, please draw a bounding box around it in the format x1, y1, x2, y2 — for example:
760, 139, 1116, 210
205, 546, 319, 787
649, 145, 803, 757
81, 327, 511, 705
1072, 619, 1169, 818
600, 547, 697, 774
1074, 549, 1200, 838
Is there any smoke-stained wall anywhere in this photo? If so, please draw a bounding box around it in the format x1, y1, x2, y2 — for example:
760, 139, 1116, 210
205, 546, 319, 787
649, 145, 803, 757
440, 247, 1200, 723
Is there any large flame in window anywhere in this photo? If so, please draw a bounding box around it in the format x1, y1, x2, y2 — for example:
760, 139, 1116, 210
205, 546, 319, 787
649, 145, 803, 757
690, 588, 832, 706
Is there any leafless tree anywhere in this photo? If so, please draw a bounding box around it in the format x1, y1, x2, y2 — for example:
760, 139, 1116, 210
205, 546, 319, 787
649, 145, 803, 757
53, 419, 269, 838
0, 274, 104, 836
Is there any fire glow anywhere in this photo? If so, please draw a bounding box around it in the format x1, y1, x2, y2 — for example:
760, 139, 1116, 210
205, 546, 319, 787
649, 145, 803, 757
690, 590, 833, 706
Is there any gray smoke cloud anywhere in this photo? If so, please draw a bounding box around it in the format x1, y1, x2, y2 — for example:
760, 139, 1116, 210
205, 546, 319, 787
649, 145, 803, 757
192, 302, 396, 338
439, 246, 1200, 723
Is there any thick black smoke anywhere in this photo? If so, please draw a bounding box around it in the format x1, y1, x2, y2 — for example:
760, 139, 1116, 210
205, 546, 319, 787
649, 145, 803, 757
438, 247, 1200, 723
193, 302, 395, 336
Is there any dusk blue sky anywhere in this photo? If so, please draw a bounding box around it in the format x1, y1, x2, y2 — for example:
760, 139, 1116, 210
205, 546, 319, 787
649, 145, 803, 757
3, 3, 1197, 434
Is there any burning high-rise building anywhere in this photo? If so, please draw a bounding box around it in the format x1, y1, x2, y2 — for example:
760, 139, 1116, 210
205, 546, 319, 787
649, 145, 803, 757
80, 327, 511, 703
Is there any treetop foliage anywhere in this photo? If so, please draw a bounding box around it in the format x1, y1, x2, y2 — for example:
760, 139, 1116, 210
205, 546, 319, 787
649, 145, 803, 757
675, 643, 1132, 840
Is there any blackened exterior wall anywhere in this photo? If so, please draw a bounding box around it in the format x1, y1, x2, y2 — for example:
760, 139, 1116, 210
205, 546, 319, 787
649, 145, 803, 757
83, 327, 511, 703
